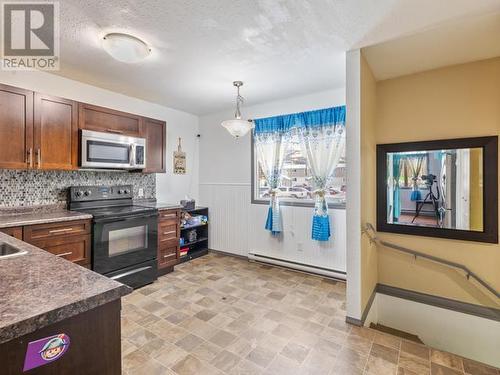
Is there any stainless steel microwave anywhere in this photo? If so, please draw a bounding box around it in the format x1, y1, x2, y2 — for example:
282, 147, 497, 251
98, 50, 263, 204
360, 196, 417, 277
81, 130, 146, 170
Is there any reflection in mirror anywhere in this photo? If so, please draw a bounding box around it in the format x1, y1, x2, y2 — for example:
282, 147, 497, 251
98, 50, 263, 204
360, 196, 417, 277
386, 148, 483, 231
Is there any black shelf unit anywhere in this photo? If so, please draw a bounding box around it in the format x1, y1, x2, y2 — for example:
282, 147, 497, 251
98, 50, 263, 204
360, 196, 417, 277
179, 207, 209, 263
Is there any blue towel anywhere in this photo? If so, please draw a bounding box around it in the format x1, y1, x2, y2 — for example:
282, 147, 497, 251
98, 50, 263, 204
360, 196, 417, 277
265, 206, 281, 235
312, 215, 330, 241
410, 190, 422, 201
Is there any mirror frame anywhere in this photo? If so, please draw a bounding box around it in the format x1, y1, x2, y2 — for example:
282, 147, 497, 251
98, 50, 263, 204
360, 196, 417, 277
376, 136, 498, 243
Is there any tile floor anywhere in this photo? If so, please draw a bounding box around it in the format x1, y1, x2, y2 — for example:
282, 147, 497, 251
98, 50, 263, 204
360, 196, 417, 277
121, 253, 499, 375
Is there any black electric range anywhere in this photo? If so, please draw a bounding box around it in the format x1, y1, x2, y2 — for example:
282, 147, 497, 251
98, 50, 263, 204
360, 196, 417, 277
69, 185, 158, 289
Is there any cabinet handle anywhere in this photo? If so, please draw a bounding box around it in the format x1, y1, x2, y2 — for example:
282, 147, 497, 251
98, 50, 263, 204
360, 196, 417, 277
162, 214, 176, 219
163, 254, 176, 259
106, 129, 124, 134
36, 148, 41, 169
56, 252, 73, 257
163, 230, 176, 235
26, 148, 33, 168
49, 228, 74, 234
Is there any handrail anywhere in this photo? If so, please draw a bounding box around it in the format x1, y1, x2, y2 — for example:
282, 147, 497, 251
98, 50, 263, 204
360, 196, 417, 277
362, 223, 500, 299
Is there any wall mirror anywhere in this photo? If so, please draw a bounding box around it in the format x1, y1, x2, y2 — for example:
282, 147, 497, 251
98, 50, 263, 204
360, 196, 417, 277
377, 137, 498, 243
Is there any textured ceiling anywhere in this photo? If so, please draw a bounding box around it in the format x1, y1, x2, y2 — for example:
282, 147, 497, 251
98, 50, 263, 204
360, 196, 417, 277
54, 0, 500, 114
363, 12, 500, 80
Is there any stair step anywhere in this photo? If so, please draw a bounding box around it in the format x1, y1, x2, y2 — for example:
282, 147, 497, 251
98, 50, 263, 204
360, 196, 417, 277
370, 323, 424, 344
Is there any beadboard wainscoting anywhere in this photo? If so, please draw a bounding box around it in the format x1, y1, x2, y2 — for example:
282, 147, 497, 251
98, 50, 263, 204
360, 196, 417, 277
0, 170, 156, 207
199, 182, 347, 274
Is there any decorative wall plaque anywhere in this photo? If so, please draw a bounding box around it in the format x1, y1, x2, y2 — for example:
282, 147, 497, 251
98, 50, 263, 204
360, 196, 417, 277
173, 137, 186, 174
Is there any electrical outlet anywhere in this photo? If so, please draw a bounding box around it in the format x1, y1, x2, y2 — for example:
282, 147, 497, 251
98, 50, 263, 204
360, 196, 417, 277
138, 188, 144, 197
297, 242, 303, 252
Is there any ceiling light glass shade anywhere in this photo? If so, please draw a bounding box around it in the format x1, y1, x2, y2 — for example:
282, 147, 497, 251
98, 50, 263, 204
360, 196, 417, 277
102, 33, 151, 63
222, 81, 253, 138
221, 118, 253, 138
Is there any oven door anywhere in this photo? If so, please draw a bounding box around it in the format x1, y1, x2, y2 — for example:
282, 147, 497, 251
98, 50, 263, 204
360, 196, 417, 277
92, 213, 158, 275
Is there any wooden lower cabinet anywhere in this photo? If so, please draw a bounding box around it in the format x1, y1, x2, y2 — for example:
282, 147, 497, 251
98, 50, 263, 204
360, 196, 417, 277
30, 234, 91, 266
1, 300, 122, 375
0, 226, 23, 240
157, 208, 180, 275
24, 220, 91, 267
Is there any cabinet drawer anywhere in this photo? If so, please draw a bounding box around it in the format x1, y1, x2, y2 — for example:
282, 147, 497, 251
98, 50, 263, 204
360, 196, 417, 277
158, 210, 179, 222
159, 246, 177, 266
159, 222, 178, 242
24, 220, 91, 242
31, 234, 90, 265
0, 226, 23, 240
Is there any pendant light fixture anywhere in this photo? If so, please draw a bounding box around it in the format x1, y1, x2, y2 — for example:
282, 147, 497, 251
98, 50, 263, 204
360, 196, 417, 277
221, 81, 253, 138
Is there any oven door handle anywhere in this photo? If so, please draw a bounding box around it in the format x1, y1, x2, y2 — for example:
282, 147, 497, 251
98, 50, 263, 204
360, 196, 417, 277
110, 266, 153, 281
93, 212, 158, 223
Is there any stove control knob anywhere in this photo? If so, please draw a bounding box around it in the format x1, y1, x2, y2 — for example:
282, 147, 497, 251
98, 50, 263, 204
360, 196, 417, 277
84, 190, 92, 197
75, 190, 84, 197
124, 189, 130, 195
118, 189, 124, 195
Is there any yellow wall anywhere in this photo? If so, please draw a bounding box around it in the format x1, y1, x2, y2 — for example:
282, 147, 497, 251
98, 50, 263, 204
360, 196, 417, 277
469, 148, 483, 231
374, 57, 500, 308
360, 53, 378, 311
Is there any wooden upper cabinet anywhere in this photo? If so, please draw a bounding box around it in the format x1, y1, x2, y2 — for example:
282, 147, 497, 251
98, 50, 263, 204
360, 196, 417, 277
144, 117, 166, 173
0, 84, 33, 169
79, 103, 144, 137
34, 93, 78, 170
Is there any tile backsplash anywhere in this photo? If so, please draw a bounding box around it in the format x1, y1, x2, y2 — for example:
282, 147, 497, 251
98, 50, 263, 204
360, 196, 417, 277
0, 170, 156, 207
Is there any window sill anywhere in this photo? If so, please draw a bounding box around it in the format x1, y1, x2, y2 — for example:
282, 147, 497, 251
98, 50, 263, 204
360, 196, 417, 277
251, 198, 346, 210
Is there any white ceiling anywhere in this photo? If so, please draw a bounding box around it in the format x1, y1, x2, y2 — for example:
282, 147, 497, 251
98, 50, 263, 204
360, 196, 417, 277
363, 12, 500, 81
55, 0, 500, 114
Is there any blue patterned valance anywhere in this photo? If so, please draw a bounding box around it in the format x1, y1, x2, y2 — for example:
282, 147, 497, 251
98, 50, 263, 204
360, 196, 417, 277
253, 105, 346, 135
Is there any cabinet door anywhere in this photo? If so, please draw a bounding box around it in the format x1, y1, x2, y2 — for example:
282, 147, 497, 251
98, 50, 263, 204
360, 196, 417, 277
79, 103, 144, 137
0, 84, 33, 169
30, 234, 91, 266
0, 226, 23, 240
144, 118, 166, 173
34, 93, 78, 170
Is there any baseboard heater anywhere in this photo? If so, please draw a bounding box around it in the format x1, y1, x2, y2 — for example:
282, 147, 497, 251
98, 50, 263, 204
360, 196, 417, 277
248, 253, 346, 280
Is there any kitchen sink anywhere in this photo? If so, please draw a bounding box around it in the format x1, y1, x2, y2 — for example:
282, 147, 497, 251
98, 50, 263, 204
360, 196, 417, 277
0, 243, 27, 258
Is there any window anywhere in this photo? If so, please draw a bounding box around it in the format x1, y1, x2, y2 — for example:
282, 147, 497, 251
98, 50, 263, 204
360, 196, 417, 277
395, 153, 429, 189
252, 132, 346, 206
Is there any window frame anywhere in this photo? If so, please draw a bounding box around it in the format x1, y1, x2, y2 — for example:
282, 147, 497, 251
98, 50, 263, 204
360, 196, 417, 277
250, 133, 346, 209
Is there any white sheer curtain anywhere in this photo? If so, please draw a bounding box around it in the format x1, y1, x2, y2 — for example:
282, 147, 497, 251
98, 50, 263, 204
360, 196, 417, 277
296, 124, 345, 240
254, 131, 288, 234
253, 106, 346, 240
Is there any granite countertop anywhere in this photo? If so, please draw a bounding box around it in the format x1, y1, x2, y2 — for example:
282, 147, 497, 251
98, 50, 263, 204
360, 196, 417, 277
134, 200, 182, 210
0, 232, 131, 344
0, 207, 93, 229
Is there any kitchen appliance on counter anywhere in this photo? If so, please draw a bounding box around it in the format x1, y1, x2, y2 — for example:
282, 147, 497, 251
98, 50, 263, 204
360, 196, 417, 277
69, 185, 157, 288
80, 130, 146, 170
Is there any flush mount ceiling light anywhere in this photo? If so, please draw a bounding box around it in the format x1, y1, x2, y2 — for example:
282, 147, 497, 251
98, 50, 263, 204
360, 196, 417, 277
221, 81, 254, 138
102, 33, 151, 63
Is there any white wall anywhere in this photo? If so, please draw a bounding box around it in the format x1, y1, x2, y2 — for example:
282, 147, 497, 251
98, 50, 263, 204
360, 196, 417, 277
366, 293, 500, 368
345, 49, 363, 320
199, 88, 347, 273
0, 70, 199, 203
